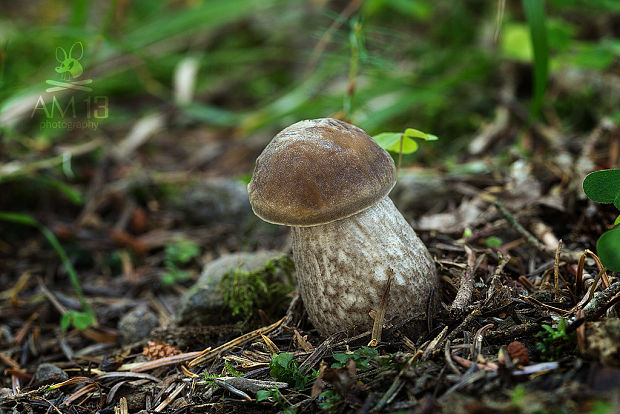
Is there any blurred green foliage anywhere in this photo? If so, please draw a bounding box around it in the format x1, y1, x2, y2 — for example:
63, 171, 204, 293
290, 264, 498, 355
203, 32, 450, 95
1, 0, 618, 156
161, 239, 201, 285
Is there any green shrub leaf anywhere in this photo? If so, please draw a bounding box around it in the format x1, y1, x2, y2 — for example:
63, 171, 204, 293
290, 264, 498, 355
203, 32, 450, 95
404, 128, 437, 141
373, 132, 402, 149
597, 226, 620, 272
256, 390, 272, 402
522, 0, 549, 117
373, 129, 437, 155
583, 169, 620, 205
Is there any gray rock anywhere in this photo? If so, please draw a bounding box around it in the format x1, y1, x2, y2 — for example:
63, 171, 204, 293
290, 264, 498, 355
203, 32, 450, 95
175, 178, 253, 226
33, 363, 68, 386
176, 251, 284, 326
118, 307, 159, 343
390, 170, 450, 215
0, 387, 12, 400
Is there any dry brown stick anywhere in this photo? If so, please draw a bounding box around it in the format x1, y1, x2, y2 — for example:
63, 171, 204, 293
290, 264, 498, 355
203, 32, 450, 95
444, 340, 461, 375
582, 282, 620, 320
299, 333, 342, 375
422, 325, 449, 361
450, 246, 477, 315
369, 268, 393, 346
485, 252, 509, 304
154, 383, 185, 412
471, 324, 494, 362
129, 351, 204, 372
554, 239, 563, 299
494, 201, 547, 252
188, 317, 284, 368
483, 322, 539, 342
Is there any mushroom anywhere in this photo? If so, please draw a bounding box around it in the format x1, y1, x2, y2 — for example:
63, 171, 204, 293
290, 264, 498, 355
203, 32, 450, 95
248, 118, 439, 336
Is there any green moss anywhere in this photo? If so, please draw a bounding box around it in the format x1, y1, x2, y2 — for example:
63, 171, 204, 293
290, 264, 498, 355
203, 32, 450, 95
218, 254, 295, 320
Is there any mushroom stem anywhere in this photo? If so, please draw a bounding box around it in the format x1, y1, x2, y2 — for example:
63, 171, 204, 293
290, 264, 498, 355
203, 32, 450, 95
291, 196, 438, 337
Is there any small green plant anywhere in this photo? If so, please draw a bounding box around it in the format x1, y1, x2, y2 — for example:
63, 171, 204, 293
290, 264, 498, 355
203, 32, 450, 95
583, 169, 620, 271
331, 346, 379, 370
373, 128, 438, 156
218, 255, 295, 320
161, 239, 200, 285
318, 389, 341, 411
269, 352, 317, 390
203, 360, 242, 386
535, 318, 576, 361
0, 212, 95, 330
485, 236, 503, 248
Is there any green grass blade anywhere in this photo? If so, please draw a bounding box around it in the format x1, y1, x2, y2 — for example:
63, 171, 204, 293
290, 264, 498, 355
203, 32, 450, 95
522, 0, 549, 118
71, 0, 91, 27
0, 212, 93, 317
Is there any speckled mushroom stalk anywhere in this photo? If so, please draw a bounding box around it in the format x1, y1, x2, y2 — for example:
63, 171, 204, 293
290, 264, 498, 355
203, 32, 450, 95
291, 196, 437, 336
248, 118, 439, 337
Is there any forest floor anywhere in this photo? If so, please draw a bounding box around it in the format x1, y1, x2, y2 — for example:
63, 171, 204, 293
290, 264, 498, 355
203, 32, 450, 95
1, 111, 619, 414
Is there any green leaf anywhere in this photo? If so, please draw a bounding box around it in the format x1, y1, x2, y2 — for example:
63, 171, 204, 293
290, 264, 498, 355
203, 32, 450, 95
597, 226, 620, 272
373, 129, 437, 155
485, 236, 503, 247
60, 313, 72, 331
165, 240, 200, 264
404, 128, 437, 141
256, 390, 272, 402
386, 137, 418, 154
373, 132, 418, 154
583, 169, 620, 204
501, 23, 533, 62
522, 0, 549, 117
372, 132, 402, 149
274, 353, 293, 369
72, 311, 94, 330
614, 215, 620, 226
557, 318, 566, 334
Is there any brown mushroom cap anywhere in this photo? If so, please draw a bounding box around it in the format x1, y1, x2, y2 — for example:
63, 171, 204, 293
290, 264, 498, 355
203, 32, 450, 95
248, 118, 396, 226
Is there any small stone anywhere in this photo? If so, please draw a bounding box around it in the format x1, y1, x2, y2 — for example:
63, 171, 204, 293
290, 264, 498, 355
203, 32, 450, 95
33, 363, 68, 387
174, 178, 252, 226
118, 307, 159, 343
175, 251, 285, 326
0, 387, 13, 399
390, 170, 450, 215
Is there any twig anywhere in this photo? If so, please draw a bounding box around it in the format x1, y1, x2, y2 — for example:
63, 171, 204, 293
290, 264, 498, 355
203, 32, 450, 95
154, 383, 185, 412
582, 282, 620, 321
450, 246, 477, 316
483, 322, 540, 342
422, 326, 449, 361
369, 268, 393, 346
485, 252, 509, 304
444, 340, 461, 375
299, 333, 343, 375
471, 324, 494, 362
494, 201, 547, 252
128, 351, 204, 372
372, 353, 417, 412
188, 317, 284, 368
554, 239, 563, 299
